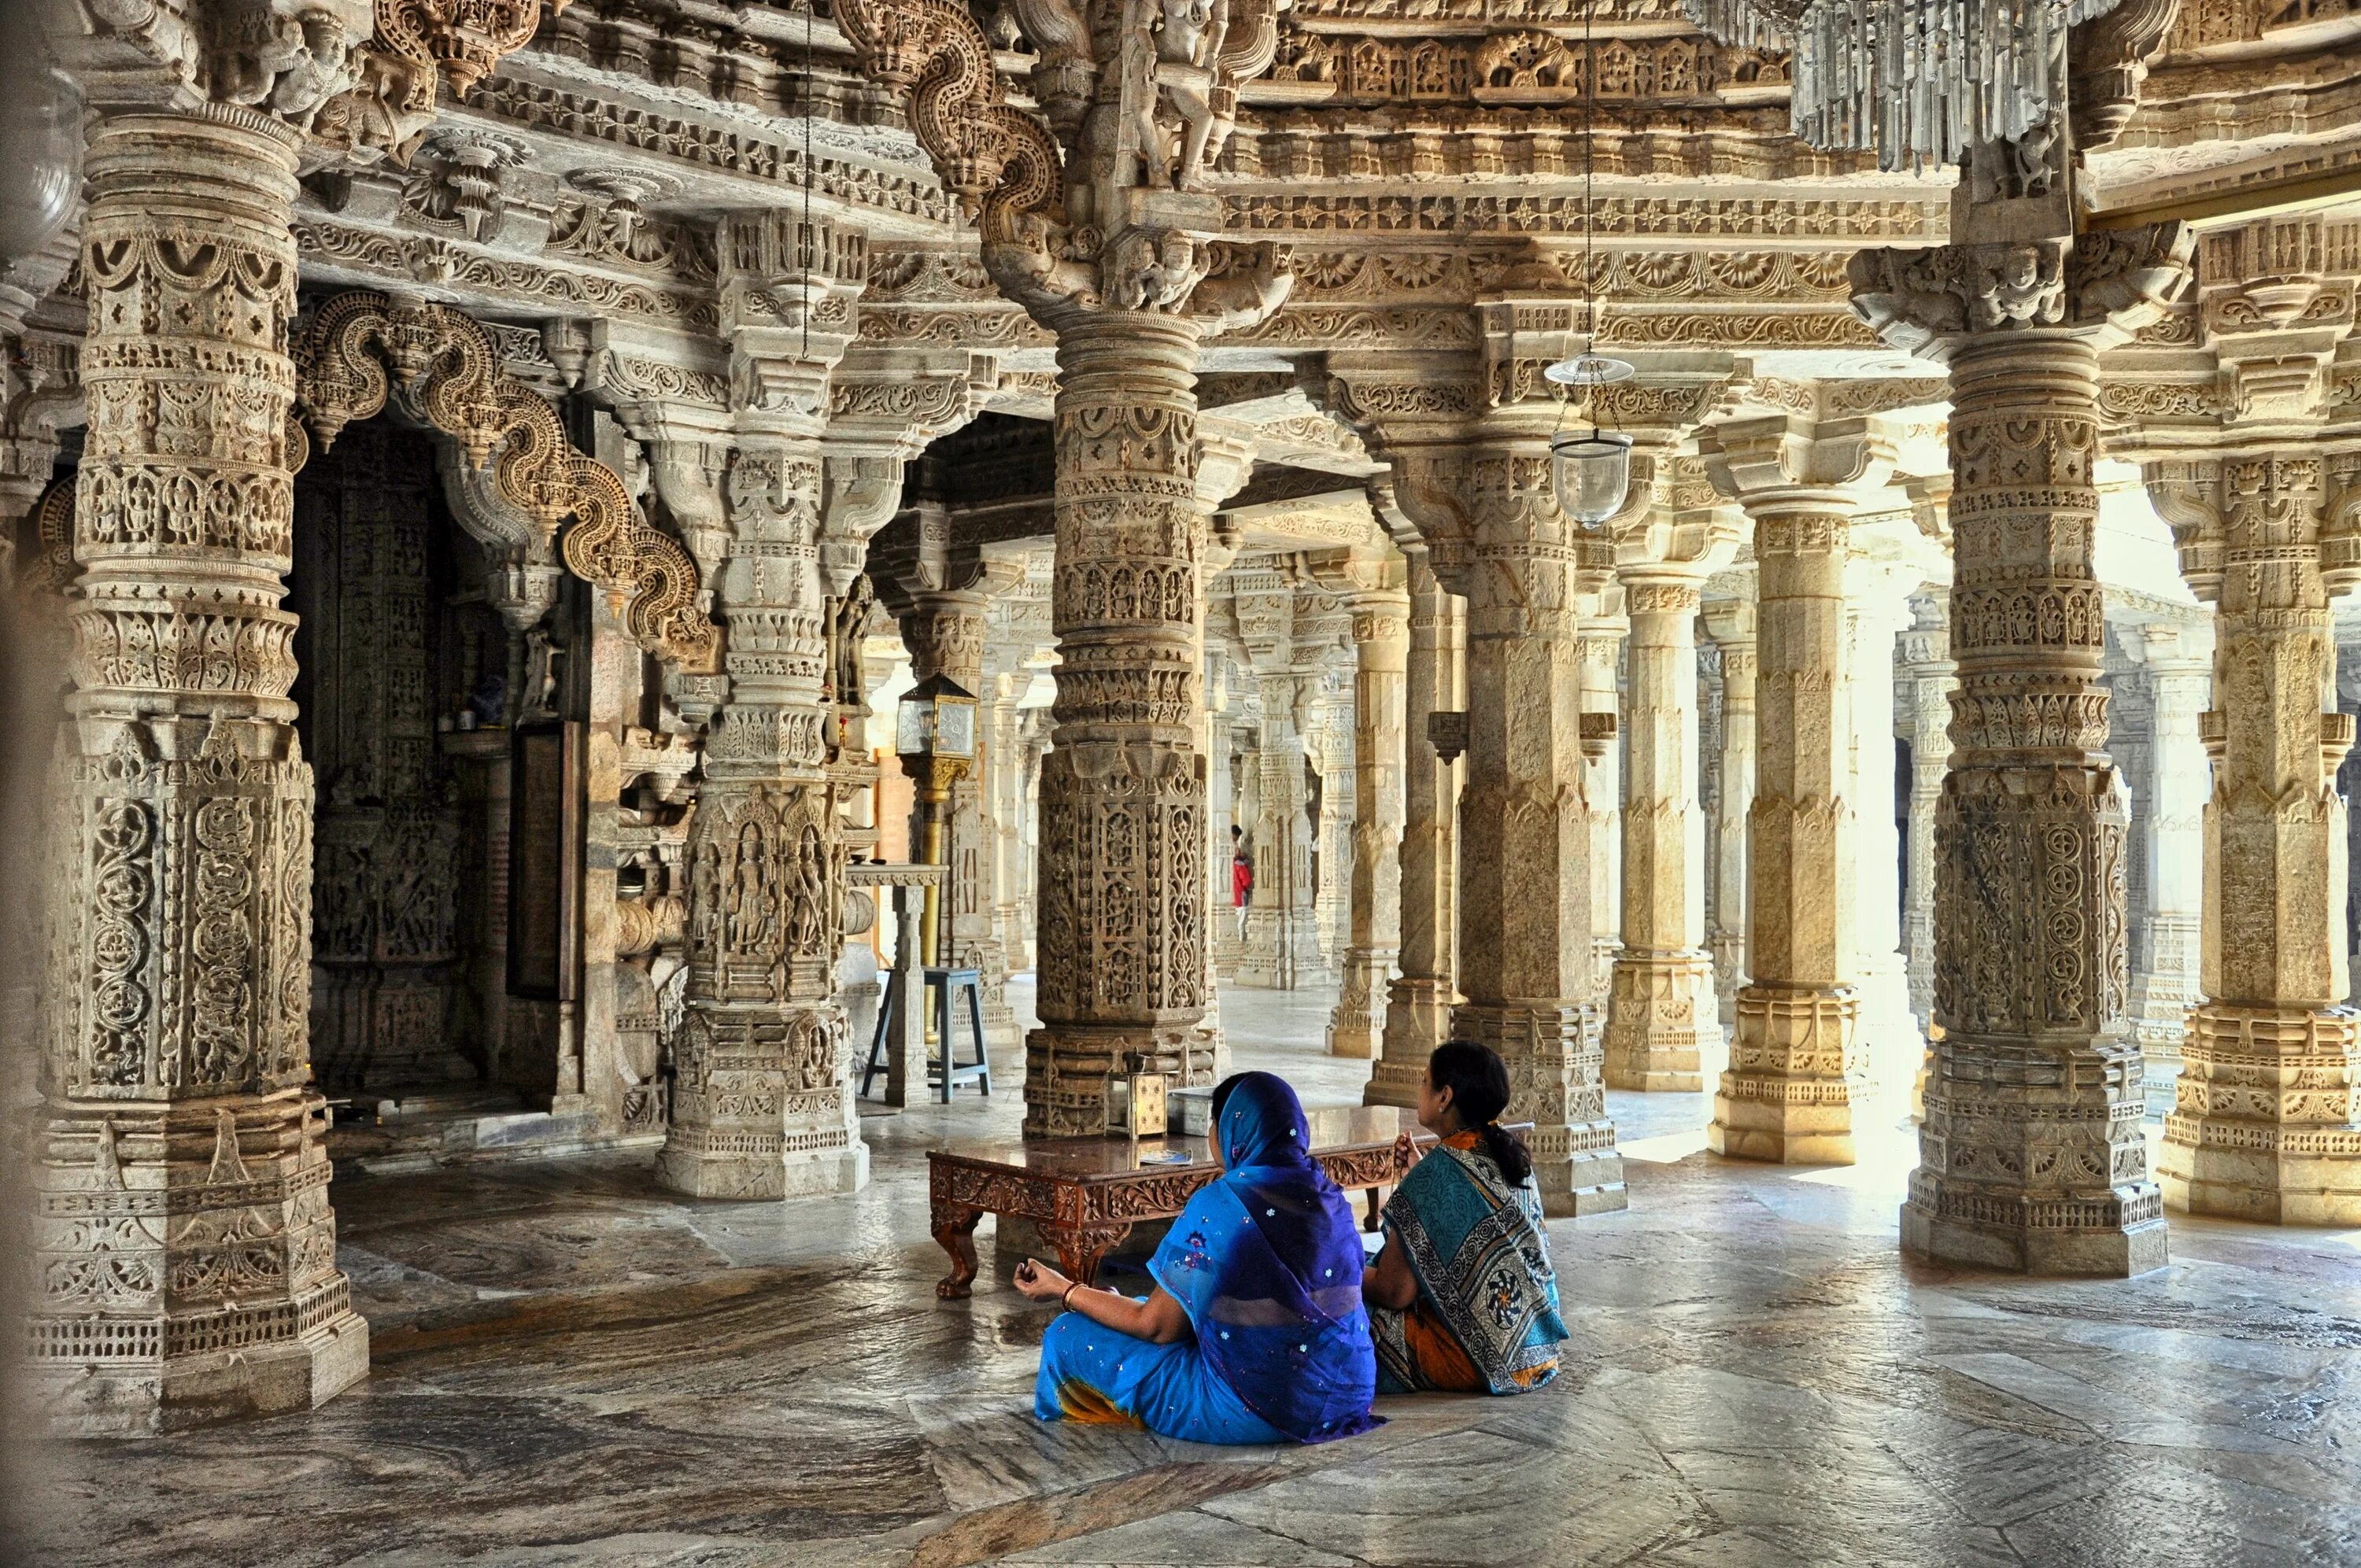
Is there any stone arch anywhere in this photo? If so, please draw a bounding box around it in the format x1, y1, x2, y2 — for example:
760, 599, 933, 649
291, 290, 720, 672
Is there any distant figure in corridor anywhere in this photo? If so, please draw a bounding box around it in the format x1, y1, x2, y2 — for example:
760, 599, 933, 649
1363, 1041, 1568, 1394
1230, 823, 1253, 942
1014, 1071, 1380, 1444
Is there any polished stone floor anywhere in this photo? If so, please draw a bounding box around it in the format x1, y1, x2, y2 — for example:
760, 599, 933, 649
22, 979, 2361, 1568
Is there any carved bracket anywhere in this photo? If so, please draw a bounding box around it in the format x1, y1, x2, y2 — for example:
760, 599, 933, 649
294, 290, 720, 670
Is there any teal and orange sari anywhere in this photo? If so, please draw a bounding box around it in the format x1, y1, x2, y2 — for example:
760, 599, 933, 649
1370, 1131, 1567, 1395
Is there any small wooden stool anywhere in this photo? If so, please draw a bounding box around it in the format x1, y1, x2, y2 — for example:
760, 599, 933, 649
861, 966, 991, 1103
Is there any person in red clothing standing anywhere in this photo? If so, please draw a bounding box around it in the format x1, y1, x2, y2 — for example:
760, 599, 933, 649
1230, 823, 1254, 942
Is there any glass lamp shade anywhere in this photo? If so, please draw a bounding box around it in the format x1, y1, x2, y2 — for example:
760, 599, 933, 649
0, 61, 79, 269
896, 673, 978, 759
1551, 430, 1634, 526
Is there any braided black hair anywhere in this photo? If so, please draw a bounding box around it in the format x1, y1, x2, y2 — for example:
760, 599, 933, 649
1428, 1040, 1532, 1186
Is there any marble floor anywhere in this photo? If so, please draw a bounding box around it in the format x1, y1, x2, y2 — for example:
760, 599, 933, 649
19, 980, 2361, 1568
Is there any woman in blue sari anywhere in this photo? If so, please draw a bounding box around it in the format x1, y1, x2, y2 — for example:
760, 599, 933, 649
1014, 1071, 1380, 1444
1363, 1041, 1568, 1395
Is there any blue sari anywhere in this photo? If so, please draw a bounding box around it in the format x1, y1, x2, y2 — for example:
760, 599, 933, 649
1035, 1072, 1380, 1444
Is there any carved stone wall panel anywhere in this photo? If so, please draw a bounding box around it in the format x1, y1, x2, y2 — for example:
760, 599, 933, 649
293, 421, 472, 1094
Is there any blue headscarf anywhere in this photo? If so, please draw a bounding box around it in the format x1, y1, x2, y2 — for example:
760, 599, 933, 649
1148, 1072, 1380, 1443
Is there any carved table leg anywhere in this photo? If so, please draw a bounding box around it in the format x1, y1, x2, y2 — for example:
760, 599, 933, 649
932, 1203, 983, 1299
1047, 1223, 1132, 1289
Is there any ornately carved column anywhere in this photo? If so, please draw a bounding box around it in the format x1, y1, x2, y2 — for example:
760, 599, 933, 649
1704, 596, 1757, 1032
1899, 594, 1955, 1031
901, 581, 1017, 1037
660, 438, 862, 1198
1457, 435, 1625, 1216
1241, 669, 1324, 988
34, 107, 368, 1431
1327, 574, 1410, 1059
1371, 545, 1465, 1106
1853, 222, 2191, 1271
2123, 622, 2209, 1113
1704, 415, 1881, 1164
1603, 576, 1716, 1091
1028, 312, 1214, 1134
2148, 452, 2361, 1223
1845, 565, 1923, 1089
1578, 607, 1626, 1019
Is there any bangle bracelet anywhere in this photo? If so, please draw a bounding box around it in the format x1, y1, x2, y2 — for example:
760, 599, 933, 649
1062, 1282, 1078, 1308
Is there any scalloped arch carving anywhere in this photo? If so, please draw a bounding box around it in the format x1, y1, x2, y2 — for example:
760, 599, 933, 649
293, 290, 719, 671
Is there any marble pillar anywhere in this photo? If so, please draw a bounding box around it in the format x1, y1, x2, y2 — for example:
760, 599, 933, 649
1204, 653, 1238, 974
1846, 576, 1922, 1092
2124, 624, 2209, 1115
1328, 584, 1410, 1059
2149, 452, 2361, 1223
1705, 418, 1875, 1164
661, 434, 865, 1199
1579, 607, 1627, 1020
33, 106, 368, 1432
1854, 220, 2189, 1274
1899, 596, 1955, 1031
1026, 312, 1214, 1135
1240, 671, 1324, 989
1455, 436, 1625, 1216
901, 584, 1016, 1039
1371, 549, 1465, 1107
988, 673, 1030, 983
1704, 598, 1757, 1034
1604, 577, 1716, 1091
1314, 688, 1357, 970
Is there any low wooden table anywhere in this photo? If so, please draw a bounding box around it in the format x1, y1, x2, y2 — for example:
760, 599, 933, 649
927, 1105, 1425, 1299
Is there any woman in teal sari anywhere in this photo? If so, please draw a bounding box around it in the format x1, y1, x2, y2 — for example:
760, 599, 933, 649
1363, 1041, 1568, 1394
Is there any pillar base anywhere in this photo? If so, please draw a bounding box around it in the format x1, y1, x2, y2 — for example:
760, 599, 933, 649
1024, 1022, 1202, 1138
1851, 954, 1923, 1094
2159, 1003, 2361, 1225
2129, 977, 2195, 1120
1901, 1174, 2169, 1277
1372, 978, 1458, 1107
1710, 930, 1745, 1030
1455, 1002, 1626, 1217
28, 1284, 371, 1437
1326, 949, 1395, 1058
1709, 986, 1864, 1164
1235, 909, 1326, 990
1602, 950, 1716, 1092
25, 1093, 371, 1435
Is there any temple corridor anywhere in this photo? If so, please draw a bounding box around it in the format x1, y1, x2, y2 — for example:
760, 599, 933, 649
19, 980, 2360, 1568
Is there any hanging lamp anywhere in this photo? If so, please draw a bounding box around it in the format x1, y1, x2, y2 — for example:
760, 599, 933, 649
1543, 0, 1634, 528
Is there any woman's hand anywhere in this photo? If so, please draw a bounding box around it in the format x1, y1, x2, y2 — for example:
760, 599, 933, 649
1013, 1257, 1074, 1304
1393, 1131, 1421, 1169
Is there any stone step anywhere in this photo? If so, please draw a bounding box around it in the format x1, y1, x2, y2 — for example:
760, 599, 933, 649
330, 1095, 663, 1176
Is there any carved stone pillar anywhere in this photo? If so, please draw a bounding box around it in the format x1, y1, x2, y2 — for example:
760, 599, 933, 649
1704, 596, 1757, 1032
988, 671, 1030, 984
1371, 547, 1465, 1105
1845, 568, 1922, 1090
1604, 577, 1716, 1091
900, 581, 1017, 1038
1452, 435, 1624, 1216
2147, 452, 2361, 1223
1204, 651, 1236, 965
1027, 312, 1216, 1135
1899, 596, 1956, 1031
33, 107, 368, 1432
1326, 574, 1410, 1059
1241, 669, 1324, 988
660, 439, 862, 1198
2123, 623, 2210, 1112
1579, 609, 1627, 1019
1314, 681, 1356, 968
1702, 415, 1882, 1164
1853, 220, 2192, 1272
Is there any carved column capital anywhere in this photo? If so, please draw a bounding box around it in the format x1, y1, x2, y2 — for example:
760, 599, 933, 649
1850, 223, 2194, 363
